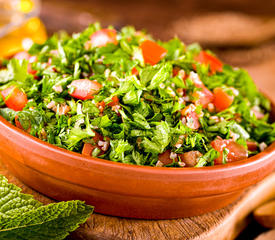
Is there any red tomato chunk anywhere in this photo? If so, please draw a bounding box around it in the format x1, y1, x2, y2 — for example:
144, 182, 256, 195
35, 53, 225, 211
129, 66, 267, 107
211, 138, 248, 164
140, 40, 167, 65
89, 29, 118, 48
1, 86, 28, 111
213, 87, 234, 112
195, 51, 223, 74
69, 79, 102, 100
82, 131, 107, 157
189, 72, 214, 108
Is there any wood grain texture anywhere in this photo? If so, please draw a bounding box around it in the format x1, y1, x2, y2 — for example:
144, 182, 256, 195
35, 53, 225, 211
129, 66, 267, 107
0, 161, 274, 240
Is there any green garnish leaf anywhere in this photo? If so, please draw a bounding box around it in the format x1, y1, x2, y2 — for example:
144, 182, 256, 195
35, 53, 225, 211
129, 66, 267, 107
0, 175, 93, 240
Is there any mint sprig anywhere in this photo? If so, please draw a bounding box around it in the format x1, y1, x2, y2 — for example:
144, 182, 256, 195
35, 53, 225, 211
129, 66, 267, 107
0, 175, 94, 240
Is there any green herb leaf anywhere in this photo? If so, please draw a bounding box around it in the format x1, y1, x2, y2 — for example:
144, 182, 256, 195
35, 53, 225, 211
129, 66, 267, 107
0, 175, 93, 240
148, 63, 172, 90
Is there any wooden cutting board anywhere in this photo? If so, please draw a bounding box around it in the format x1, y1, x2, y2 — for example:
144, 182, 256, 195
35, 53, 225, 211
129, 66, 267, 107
0, 160, 274, 240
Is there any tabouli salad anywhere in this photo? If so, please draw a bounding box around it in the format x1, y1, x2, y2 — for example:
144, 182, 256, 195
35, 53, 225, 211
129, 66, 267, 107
0, 23, 274, 167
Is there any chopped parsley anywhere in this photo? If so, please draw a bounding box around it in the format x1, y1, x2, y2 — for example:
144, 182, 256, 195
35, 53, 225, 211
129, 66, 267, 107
0, 23, 274, 167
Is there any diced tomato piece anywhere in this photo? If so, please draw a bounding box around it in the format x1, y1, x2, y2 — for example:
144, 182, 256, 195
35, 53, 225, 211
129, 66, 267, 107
131, 67, 139, 76
82, 143, 97, 157
176, 88, 185, 96
158, 150, 178, 166
1, 86, 28, 111
140, 40, 167, 65
89, 29, 118, 48
110, 101, 121, 114
186, 111, 200, 130
108, 96, 120, 114
96, 96, 119, 112
213, 87, 234, 112
181, 104, 200, 130
107, 96, 119, 107
246, 141, 258, 151
181, 104, 195, 116
193, 87, 214, 108
211, 138, 248, 164
195, 51, 223, 73
188, 71, 214, 108
69, 79, 102, 100
158, 150, 203, 167
82, 131, 105, 157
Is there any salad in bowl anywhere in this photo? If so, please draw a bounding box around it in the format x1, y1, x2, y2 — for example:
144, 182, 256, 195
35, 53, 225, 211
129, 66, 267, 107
0, 23, 274, 168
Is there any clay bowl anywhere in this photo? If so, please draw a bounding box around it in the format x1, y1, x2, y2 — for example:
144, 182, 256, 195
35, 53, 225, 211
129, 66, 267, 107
0, 97, 274, 219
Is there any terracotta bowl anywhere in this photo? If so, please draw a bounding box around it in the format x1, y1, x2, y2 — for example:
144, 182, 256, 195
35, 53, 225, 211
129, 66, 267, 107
0, 97, 274, 219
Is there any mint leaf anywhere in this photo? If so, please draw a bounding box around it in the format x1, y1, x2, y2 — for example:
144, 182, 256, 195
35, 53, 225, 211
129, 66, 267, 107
0, 175, 94, 240
0, 201, 93, 240
0, 175, 42, 218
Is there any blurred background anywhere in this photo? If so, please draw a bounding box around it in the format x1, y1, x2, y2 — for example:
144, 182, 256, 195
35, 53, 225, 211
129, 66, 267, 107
0, 0, 274, 239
